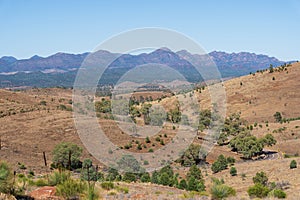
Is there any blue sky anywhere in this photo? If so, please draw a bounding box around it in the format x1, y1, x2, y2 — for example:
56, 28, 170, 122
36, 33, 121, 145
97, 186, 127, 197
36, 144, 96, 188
0, 0, 300, 61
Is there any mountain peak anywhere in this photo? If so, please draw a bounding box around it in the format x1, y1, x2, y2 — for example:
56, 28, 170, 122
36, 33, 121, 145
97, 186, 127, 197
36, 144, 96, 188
0, 56, 17, 63
30, 55, 43, 60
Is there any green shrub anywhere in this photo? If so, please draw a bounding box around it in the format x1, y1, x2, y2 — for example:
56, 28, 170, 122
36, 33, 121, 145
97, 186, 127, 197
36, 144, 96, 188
34, 179, 48, 187
253, 171, 268, 186
211, 155, 228, 173
0, 161, 14, 194
210, 179, 236, 199
187, 176, 205, 192
100, 181, 114, 190
177, 144, 205, 167
226, 157, 235, 165
290, 160, 297, 169
39, 100, 47, 106
48, 171, 70, 186
106, 167, 119, 181
140, 173, 151, 183
272, 189, 287, 199
148, 148, 154, 152
151, 171, 159, 184
143, 160, 149, 165
28, 170, 35, 176
159, 172, 172, 186
230, 167, 237, 176
145, 136, 151, 143
178, 179, 187, 190
116, 154, 144, 173
137, 144, 142, 150
122, 172, 137, 183
18, 163, 26, 170
116, 186, 129, 194
187, 165, 203, 181
247, 183, 270, 198
56, 179, 86, 199
86, 184, 99, 200
274, 112, 282, 122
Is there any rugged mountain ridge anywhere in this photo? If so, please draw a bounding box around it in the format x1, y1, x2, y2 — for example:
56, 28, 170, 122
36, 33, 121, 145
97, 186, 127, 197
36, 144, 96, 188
0, 49, 290, 87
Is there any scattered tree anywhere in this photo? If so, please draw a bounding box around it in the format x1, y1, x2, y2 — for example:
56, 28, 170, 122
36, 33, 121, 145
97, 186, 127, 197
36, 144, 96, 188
52, 142, 83, 169
95, 99, 111, 113
168, 107, 181, 123
211, 155, 228, 173
177, 144, 206, 166
269, 64, 274, 73
260, 133, 277, 147
80, 159, 101, 182
186, 165, 205, 192
253, 171, 268, 186
116, 155, 144, 173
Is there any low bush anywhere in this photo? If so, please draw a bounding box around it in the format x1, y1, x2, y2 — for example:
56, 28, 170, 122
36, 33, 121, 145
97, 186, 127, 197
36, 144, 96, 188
100, 182, 114, 190
290, 160, 297, 169
247, 183, 270, 198
56, 179, 86, 199
210, 178, 236, 199
272, 189, 287, 199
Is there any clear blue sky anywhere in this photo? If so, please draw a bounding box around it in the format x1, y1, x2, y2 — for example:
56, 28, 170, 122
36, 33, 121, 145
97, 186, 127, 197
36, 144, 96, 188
1, 0, 300, 61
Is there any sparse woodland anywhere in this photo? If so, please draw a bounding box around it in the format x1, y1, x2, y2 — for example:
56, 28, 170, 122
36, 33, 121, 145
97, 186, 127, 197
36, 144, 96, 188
1, 62, 300, 199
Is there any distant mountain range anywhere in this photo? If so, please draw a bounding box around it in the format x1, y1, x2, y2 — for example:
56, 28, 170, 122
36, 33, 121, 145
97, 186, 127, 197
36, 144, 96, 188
0, 49, 292, 88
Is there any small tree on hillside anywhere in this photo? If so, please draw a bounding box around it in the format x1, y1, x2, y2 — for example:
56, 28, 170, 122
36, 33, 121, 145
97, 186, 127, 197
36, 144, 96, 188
168, 107, 181, 124
52, 142, 83, 169
177, 144, 206, 166
116, 154, 144, 173
187, 165, 203, 181
80, 159, 100, 182
260, 133, 276, 147
253, 171, 268, 186
269, 64, 274, 73
186, 165, 205, 192
211, 155, 228, 173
